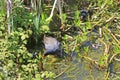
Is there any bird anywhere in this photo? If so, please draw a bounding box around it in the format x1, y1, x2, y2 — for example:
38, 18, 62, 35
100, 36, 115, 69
42, 35, 62, 58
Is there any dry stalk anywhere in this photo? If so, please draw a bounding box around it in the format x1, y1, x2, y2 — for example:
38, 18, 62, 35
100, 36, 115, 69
104, 71, 110, 80
98, 38, 110, 55
114, 56, 120, 62
109, 53, 119, 63
106, 29, 120, 46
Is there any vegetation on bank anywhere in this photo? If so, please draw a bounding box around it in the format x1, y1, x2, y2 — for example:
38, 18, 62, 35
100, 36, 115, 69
0, 0, 120, 79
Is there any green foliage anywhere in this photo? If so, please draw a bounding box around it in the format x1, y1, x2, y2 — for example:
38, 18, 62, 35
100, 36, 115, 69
113, 44, 120, 54
97, 0, 114, 9
38, 13, 50, 33
13, 7, 33, 30
32, 71, 56, 80
0, 0, 5, 32
0, 0, 5, 17
33, 12, 50, 44
61, 13, 67, 23
0, 28, 56, 79
73, 10, 81, 26
39, 25, 50, 33
0, 28, 32, 79
98, 54, 109, 66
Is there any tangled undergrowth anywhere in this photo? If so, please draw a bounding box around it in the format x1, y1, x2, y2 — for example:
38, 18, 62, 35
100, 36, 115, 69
0, 0, 120, 79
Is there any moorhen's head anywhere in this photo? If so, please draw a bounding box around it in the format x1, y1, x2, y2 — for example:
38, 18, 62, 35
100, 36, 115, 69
43, 35, 62, 57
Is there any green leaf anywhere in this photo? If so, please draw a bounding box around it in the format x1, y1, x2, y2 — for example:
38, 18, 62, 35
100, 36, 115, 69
19, 57, 23, 63
21, 35, 26, 40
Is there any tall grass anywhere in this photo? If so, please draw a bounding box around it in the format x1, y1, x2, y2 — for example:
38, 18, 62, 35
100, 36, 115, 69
31, 0, 42, 44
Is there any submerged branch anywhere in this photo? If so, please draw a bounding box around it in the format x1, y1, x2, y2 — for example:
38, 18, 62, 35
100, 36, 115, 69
53, 64, 72, 79
82, 55, 107, 76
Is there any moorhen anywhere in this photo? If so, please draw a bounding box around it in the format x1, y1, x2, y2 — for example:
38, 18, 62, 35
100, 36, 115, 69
42, 35, 62, 58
